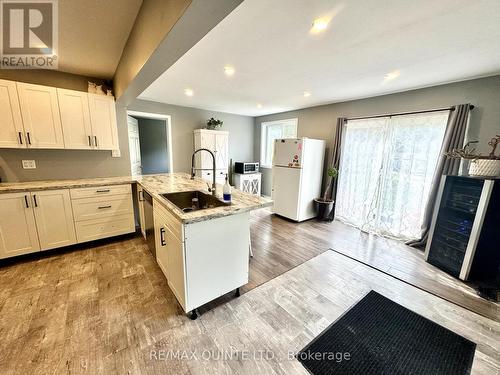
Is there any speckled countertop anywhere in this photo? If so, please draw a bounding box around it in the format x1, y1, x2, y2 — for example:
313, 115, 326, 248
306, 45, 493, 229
0, 173, 273, 224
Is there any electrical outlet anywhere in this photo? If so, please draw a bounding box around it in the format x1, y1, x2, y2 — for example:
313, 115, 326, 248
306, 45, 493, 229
22, 160, 36, 169
112, 149, 121, 158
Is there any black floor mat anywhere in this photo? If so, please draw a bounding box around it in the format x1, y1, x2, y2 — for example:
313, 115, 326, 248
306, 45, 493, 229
297, 290, 476, 375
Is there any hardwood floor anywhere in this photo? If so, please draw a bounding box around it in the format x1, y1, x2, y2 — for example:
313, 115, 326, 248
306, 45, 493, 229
0, 208, 498, 374
249, 208, 499, 322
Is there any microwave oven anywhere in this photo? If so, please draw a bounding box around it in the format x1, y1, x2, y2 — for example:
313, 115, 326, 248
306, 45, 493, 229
234, 162, 259, 174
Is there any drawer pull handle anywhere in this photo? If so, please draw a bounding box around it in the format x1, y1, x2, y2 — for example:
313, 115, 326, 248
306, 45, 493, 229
98, 205, 112, 209
160, 227, 166, 246
96, 189, 110, 193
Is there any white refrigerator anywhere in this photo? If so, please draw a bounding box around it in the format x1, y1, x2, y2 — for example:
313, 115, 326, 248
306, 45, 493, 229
272, 138, 326, 222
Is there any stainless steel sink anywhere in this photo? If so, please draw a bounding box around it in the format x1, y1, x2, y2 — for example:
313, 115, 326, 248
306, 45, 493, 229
160, 190, 230, 213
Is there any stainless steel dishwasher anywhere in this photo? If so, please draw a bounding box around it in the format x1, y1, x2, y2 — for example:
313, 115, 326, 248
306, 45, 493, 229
143, 190, 156, 258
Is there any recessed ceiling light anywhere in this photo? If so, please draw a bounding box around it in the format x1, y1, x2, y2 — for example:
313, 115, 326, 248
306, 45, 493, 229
384, 70, 400, 81
224, 66, 235, 76
256, 103, 262, 108
311, 17, 330, 34
303, 91, 311, 97
184, 88, 194, 97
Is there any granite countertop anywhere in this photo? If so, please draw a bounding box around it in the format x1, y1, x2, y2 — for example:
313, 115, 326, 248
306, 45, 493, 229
137, 173, 272, 224
0, 173, 273, 224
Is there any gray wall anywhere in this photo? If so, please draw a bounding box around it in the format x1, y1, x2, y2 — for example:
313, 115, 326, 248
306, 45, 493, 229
129, 99, 255, 173
136, 117, 170, 174
255, 75, 500, 196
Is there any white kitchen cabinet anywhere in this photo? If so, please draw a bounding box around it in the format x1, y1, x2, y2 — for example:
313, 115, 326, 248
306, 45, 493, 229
88, 94, 119, 150
154, 210, 169, 280
137, 185, 146, 238
0, 79, 25, 148
70, 184, 135, 243
17, 82, 65, 149
165, 225, 186, 308
57, 88, 93, 149
193, 129, 229, 183
32, 189, 77, 251
233, 173, 261, 196
0, 193, 40, 259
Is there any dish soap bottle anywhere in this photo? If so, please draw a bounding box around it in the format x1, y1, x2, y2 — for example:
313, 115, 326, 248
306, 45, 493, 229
223, 174, 231, 203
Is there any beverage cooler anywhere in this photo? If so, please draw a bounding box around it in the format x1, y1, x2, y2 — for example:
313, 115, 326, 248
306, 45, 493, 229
425, 175, 500, 281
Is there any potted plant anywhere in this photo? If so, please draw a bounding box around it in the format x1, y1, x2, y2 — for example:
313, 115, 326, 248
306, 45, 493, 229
206, 117, 223, 130
445, 135, 500, 177
314, 167, 338, 221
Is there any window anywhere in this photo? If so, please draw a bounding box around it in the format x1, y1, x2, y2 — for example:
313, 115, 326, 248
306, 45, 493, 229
335, 111, 449, 241
260, 118, 298, 167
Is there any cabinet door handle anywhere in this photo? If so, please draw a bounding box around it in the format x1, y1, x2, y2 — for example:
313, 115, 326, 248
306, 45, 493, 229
33, 194, 38, 207
96, 189, 110, 193
160, 227, 166, 246
88, 135, 92, 147
26, 132, 31, 145
94, 136, 98, 147
139, 190, 144, 201
98, 205, 112, 209
18, 132, 23, 145
24, 195, 29, 208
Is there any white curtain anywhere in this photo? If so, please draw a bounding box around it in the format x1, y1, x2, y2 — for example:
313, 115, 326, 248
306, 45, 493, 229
335, 111, 449, 241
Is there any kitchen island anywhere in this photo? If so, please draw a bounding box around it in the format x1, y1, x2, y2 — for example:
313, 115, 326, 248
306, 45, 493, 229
0, 173, 272, 319
137, 173, 272, 319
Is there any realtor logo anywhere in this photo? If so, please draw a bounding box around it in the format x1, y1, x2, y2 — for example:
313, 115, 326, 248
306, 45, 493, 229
0, 0, 58, 69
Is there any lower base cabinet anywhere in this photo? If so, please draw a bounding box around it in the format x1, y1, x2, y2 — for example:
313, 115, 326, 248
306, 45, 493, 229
0, 184, 135, 260
0, 192, 40, 259
154, 200, 250, 313
32, 189, 76, 251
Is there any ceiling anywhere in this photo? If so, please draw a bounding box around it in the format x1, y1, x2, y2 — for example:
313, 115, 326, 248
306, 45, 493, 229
57, 0, 142, 79
139, 0, 500, 116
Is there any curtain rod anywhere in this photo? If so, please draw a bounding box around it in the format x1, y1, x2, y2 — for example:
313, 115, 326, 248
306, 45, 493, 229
345, 105, 474, 121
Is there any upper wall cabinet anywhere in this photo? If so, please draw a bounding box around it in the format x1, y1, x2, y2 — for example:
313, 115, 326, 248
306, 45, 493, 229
0, 79, 120, 151
58, 88, 93, 149
0, 79, 25, 148
17, 82, 65, 149
88, 94, 119, 150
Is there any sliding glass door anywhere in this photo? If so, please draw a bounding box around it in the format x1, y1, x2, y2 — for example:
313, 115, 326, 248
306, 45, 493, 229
336, 111, 449, 240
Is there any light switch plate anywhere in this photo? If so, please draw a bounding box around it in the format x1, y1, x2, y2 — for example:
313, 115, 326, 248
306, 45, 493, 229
22, 160, 36, 169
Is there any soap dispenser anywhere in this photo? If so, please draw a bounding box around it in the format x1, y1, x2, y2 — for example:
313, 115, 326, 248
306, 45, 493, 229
223, 174, 231, 203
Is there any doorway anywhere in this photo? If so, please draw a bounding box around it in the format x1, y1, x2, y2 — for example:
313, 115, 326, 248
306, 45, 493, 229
127, 111, 173, 176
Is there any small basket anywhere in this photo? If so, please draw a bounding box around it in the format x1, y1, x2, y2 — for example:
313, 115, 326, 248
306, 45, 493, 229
468, 159, 500, 177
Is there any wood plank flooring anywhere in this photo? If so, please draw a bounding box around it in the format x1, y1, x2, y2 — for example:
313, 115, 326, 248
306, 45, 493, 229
249, 208, 499, 322
0, 236, 498, 374
0, 208, 498, 374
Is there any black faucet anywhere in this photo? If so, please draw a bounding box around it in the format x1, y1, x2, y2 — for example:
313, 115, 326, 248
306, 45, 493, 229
191, 148, 217, 196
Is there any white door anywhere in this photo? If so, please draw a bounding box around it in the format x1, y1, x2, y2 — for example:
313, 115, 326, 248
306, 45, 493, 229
273, 138, 303, 167
32, 189, 77, 251
215, 132, 229, 170
0, 193, 40, 259
272, 166, 302, 221
58, 88, 93, 149
166, 226, 186, 309
17, 82, 65, 148
154, 212, 169, 279
127, 116, 142, 175
0, 79, 25, 148
88, 94, 119, 150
